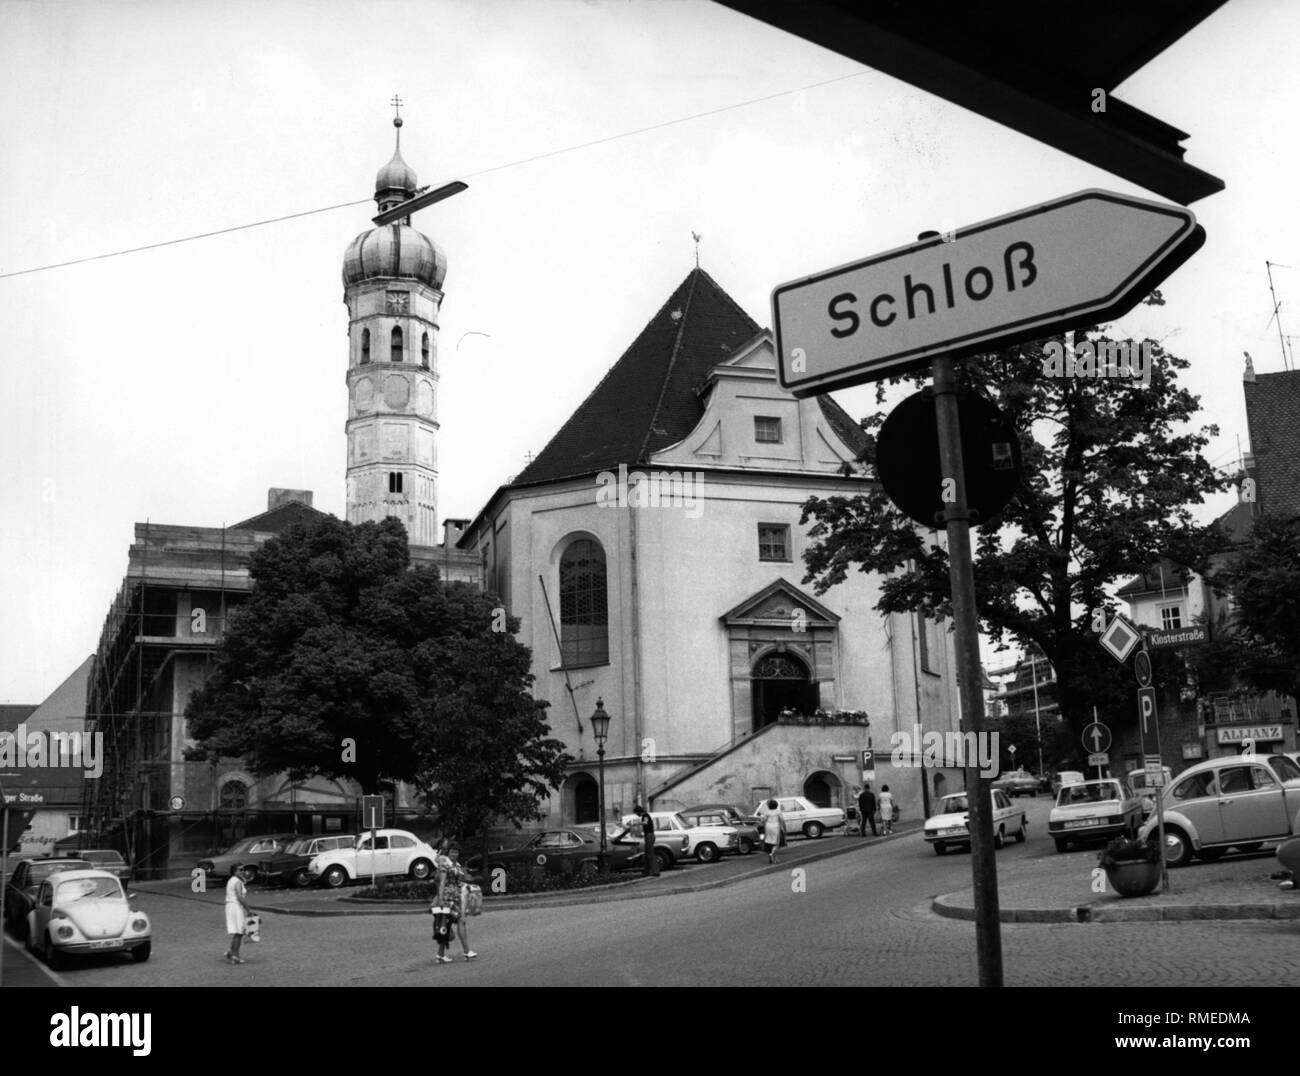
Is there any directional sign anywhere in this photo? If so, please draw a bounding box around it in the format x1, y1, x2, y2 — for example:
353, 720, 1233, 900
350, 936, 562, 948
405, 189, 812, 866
1082, 721, 1112, 754
1100, 615, 1142, 663
1137, 687, 1157, 736
361, 794, 385, 830
772, 189, 1203, 395
1147, 625, 1209, 650
1087, 752, 1109, 768
1133, 650, 1153, 688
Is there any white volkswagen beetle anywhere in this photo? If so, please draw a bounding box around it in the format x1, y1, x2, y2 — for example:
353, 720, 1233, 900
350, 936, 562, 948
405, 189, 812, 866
25, 869, 151, 967
924, 789, 1027, 854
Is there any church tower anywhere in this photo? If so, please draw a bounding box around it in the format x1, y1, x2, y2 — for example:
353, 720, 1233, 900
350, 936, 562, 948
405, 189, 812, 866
341, 110, 445, 546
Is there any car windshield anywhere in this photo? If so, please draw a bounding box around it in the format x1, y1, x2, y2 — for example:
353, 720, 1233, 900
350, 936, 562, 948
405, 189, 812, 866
1271, 755, 1300, 782
1059, 784, 1117, 805
57, 877, 123, 902
937, 795, 970, 813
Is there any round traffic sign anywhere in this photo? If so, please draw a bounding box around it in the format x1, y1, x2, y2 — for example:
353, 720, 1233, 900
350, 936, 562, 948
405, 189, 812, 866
1082, 721, 1112, 754
1134, 650, 1153, 688
168, 795, 185, 812
536, 854, 547, 866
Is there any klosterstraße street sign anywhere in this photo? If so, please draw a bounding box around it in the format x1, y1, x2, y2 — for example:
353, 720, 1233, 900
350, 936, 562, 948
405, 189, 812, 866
772, 189, 1204, 396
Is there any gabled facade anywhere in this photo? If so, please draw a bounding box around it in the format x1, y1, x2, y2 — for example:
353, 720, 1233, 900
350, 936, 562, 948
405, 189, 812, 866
460, 269, 963, 825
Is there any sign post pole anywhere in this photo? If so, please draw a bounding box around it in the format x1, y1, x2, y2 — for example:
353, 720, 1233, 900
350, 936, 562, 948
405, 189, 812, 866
932, 351, 1002, 988
1135, 645, 1169, 891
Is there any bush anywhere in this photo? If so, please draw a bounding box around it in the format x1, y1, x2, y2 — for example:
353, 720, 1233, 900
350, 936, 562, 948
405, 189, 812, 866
1098, 837, 1161, 871
353, 862, 635, 900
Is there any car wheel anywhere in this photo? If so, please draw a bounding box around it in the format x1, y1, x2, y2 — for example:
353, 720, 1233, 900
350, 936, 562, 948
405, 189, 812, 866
738, 837, 755, 855
653, 848, 672, 871
1014, 817, 1027, 842
409, 858, 434, 881
994, 826, 1005, 849
804, 821, 825, 839
1235, 842, 1264, 854
695, 842, 719, 864
1162, 826, 1193, 868
1054, 838, 1069, 854
292, 868, 312, 888
323, 865, 350, 888
933, 842, 947, 855
131, 941, 151, 963
43, 934, 64, 970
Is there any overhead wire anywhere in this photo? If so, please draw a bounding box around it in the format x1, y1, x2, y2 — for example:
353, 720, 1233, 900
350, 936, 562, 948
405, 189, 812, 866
0, 69, 870, 281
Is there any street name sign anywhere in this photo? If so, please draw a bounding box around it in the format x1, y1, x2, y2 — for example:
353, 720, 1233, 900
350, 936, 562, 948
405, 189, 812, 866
1100, 615, 1142, 663
772, 189, 1203, 395
1082, 721, 1112, 754
1146, 625, 1209, 650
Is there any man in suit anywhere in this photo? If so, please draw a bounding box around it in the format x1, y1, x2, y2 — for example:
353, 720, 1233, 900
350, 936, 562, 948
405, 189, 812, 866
635, 804, 659, 876
858, 784, 878, 837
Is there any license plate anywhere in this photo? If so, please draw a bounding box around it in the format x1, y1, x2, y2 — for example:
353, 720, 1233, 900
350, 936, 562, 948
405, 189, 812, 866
1064, 818, 1102, 829
941, 827, 966, 836
86, 939, 124, 949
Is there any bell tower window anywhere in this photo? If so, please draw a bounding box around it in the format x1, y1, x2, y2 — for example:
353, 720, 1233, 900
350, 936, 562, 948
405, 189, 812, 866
391, 326, 403, 362
360, 328, 370, 364
388, 472, 404, 494
421, 332, 430, 369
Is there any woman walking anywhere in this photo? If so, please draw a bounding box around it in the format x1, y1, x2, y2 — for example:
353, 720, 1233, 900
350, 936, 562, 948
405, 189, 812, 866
758, 798, 786, 864
432, 842, 476, 964
878, 785, 896, 836
223, 863, 251, 965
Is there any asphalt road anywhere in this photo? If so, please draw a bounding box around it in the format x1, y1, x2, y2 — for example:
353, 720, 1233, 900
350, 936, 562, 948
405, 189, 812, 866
26, 796, 1300, 987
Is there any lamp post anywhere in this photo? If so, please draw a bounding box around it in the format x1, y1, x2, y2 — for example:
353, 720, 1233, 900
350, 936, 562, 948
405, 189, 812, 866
591, 699, 611, 873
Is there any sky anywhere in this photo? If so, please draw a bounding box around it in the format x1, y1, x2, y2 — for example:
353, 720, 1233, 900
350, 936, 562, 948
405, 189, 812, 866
2, 0, 1297, 702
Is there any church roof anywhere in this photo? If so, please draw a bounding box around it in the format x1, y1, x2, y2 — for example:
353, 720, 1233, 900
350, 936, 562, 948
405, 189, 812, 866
511, 268, 868, 486
1243, 369, 1300, 518
230, 499, 328, 533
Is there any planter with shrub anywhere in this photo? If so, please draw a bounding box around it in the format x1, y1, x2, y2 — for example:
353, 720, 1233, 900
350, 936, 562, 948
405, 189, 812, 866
1098, 837, 1163, 897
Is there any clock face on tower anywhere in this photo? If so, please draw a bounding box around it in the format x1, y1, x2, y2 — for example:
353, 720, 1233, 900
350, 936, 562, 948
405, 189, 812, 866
386, 290, 410, 313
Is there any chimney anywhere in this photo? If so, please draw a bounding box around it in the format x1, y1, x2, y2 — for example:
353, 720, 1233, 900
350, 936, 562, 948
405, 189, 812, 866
268, 488, 313, 510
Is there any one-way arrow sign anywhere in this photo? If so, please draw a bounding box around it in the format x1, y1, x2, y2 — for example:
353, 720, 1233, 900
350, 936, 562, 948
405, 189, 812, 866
773, 188, 1204, 395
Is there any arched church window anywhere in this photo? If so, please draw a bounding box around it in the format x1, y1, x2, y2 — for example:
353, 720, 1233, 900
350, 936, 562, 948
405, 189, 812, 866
421, 332, 430, 369
391, 326, 403, 362
559, 539, 608, 667
220, 780, 247, 811
360, 328, 370, 364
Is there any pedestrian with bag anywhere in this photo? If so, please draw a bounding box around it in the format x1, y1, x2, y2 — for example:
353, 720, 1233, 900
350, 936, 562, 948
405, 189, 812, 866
878, 784, 897, 836
757, 798, 786, 863
858, 784, 878, 837
444, 843, 477, 962
223, 863, 252, 965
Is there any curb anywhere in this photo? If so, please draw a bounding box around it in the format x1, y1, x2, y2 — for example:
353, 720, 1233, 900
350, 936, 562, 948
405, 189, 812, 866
931, 891, 1300, 924
241, 829, 916, 916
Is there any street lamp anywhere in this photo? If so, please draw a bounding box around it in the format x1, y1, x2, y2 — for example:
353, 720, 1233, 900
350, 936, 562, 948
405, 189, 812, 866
591, 698, 611, 873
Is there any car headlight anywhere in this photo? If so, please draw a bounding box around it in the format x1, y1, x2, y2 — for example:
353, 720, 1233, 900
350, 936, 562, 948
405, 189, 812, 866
56, 925, 74, 940
131, 918, 148, 933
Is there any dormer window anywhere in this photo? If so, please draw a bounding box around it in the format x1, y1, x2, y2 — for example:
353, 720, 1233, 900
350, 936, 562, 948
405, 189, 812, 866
755, 416, 782, 443
391, 326, 403, 363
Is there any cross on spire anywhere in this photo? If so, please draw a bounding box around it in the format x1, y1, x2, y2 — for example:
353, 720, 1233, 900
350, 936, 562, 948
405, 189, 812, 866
391, 94, 404, 120
691, 230, 702, 268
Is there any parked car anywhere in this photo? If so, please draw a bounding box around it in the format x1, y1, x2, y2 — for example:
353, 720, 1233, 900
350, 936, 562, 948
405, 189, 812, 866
196, 833, 299, 883
1126, 765, 1173, 818
1050, 770, 1086, 797
467, 827, 643, 875
24, 869, 151, 967
262, 834, 357, 888
752, 796, 846, 839
73, 849, 130, 881
1048, 779, 1143, 852
1139, 753, 1300, 867
674, 813, 741, 863
681, 804, 764, 855
4, 857, 92, 937
307, 828, 439, 888
992, 769, 1040, 797
620, 811, 727, 865
924, 790, 1027, 855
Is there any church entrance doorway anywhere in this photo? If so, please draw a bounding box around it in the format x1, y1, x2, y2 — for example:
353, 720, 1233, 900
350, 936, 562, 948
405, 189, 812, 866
751, 652, 817, 730
568, 774, 599, 824
803, 770, 841, 809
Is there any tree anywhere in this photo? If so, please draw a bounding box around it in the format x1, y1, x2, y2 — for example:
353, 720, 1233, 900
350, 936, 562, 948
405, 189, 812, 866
185, 515, 569, 838
1203, 513, 1300, 703
800, 317, 1232, 737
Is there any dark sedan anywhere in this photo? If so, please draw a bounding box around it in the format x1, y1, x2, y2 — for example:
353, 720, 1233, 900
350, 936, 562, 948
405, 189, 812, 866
196, 833, 299, 883
682, 803, 764, 854
4, 857, 92, 937
261, 834, 358, 888
467, 827, 643, 875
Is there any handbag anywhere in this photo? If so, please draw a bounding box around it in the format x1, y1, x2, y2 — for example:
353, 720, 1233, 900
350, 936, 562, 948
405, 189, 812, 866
465, 884, 483, 916
892, 805, 901, 822
243, 913, 261, 943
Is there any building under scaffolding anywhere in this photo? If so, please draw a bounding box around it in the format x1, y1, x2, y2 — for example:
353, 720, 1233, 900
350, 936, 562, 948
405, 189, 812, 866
83, 489, 481, 878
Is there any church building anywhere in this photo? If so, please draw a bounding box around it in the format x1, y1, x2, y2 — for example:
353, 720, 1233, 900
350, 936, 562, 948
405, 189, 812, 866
458, 267, 965, 826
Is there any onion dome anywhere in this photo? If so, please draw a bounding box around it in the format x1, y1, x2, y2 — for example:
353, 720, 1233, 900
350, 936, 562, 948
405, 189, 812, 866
376, 147, 418, 205
342, 224, 447, 290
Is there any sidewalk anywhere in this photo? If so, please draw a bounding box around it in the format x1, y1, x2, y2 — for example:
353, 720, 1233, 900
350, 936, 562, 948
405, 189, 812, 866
0, 933, 65, 987
131, 824, 913, 916
933, 847, 1300, 923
